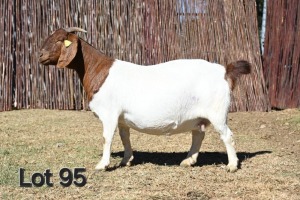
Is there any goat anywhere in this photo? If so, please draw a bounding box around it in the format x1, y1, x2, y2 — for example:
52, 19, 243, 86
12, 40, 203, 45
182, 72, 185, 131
39, 27, 251, 172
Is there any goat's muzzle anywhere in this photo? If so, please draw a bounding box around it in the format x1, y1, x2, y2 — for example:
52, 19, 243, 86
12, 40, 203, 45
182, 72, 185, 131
38, 50, 50, 65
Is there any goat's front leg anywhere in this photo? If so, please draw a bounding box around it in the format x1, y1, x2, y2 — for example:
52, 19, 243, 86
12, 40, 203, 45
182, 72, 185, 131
118, 124, 134, 166
95, 119, 118, 170
180, 129, 205, 167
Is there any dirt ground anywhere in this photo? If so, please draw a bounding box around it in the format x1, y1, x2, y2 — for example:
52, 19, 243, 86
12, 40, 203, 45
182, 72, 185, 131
0, 109, 299, 199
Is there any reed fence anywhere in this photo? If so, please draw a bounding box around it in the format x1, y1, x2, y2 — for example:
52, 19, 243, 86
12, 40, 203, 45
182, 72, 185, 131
0, 0, 269, 112
263, 0, 300, 109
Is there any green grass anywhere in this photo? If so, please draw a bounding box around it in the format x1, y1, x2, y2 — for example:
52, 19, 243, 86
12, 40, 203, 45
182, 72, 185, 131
0, 156, 19, 186
289, 114, 300, 124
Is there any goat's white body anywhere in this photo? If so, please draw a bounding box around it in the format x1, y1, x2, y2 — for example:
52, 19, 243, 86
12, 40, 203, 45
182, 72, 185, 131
89, 59, 238, 172
90, 59, 230, 135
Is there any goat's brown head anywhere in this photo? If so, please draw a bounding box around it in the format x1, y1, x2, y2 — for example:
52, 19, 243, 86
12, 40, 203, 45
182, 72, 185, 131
39, 27, 87, 68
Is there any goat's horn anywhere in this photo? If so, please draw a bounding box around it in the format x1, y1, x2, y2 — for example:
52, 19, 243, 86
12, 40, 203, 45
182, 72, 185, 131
64, 27, 87, 33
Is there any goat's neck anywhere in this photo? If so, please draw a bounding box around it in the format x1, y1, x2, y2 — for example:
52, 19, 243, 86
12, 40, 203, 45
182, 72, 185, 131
70, 39, 115, 102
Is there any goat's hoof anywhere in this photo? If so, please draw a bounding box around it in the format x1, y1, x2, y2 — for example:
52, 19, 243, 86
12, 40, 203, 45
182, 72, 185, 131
180, 158, 195, 167
119, 161, 132, 167
120, 155, 134, 167
226, 164, 238, 173
95, 166, 107, 171
95, 162, 109, 171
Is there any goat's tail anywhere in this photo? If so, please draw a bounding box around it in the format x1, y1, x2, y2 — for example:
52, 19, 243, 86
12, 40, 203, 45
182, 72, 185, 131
225, 60, 251, 90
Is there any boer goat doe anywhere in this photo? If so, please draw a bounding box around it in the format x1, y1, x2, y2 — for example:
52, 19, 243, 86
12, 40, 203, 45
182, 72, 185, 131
39, 27, 251, 172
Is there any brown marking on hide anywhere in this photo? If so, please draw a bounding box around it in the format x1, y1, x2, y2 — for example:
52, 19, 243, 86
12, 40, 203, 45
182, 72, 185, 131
39, 29, 69, 66
67, 38, 115, 101
224, 60, 251, 90
39, 29, 115, 102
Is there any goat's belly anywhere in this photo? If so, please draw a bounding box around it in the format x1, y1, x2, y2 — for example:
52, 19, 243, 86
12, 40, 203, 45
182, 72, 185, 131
119, 115, 202, 135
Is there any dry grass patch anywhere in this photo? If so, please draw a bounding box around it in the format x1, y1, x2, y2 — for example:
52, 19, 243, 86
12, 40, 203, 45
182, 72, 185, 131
0, 109, 300, 199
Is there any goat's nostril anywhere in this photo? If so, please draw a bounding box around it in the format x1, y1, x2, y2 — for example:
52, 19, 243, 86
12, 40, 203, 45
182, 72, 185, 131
39, 52, 43, 57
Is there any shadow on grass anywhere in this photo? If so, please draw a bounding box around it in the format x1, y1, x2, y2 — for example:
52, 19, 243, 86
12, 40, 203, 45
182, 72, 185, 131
110, 150, 272, 168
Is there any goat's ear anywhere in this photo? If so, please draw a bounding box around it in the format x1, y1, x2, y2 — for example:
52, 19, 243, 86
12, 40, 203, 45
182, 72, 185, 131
57, 34, 78, 68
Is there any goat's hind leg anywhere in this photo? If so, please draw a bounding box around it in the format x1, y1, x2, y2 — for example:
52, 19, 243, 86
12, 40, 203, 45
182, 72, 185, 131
180, 129, 205, 167
118, 124, 134, 166
223, 126, 239, 172
214, 123, 239, 172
